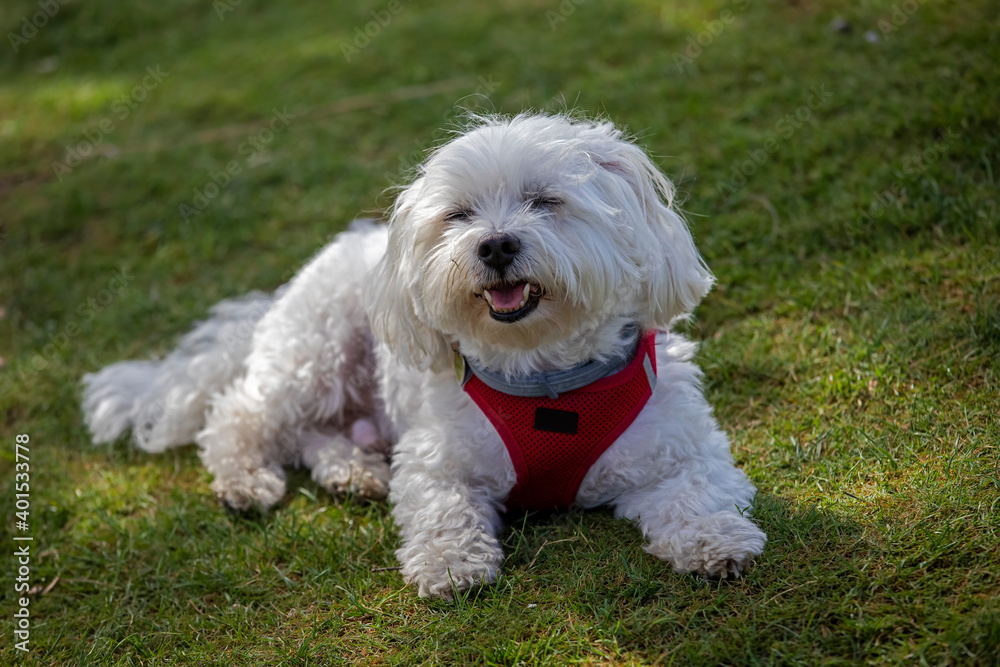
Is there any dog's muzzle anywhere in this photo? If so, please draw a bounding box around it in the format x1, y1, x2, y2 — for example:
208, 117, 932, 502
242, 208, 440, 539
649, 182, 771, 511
474, 232, 543, 322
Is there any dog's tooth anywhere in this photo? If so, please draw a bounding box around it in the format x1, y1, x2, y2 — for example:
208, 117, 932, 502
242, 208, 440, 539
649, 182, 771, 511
483, 290, 494, 307
518, 283, 529, 308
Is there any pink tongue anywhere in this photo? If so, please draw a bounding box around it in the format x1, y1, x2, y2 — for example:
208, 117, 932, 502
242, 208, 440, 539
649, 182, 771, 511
489, 283, 526, 309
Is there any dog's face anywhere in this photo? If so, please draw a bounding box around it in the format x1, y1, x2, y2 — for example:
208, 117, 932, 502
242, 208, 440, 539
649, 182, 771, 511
367, 114, 714, 373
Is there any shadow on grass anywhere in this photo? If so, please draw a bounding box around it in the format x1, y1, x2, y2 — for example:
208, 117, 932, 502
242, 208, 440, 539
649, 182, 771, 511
599, 493, 879, 663
451, 493, 910, 663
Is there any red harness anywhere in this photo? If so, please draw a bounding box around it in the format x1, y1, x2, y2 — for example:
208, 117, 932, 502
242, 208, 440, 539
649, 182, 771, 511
463, 331, 658, 511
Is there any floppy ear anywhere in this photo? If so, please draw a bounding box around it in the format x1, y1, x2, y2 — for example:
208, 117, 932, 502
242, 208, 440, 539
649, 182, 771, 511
587, 123, 715, 328
365, 178, 452, 372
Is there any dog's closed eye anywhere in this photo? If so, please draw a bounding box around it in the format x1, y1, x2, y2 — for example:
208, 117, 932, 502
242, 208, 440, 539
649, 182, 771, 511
526, 194, 563, 210
444, 208, 474, 223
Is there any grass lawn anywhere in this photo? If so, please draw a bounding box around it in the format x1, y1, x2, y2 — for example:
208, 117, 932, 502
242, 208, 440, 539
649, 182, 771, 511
2, 0, 999, 664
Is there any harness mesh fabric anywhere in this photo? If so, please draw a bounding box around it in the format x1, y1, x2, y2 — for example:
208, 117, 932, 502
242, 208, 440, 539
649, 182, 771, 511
464, 331, 658, 511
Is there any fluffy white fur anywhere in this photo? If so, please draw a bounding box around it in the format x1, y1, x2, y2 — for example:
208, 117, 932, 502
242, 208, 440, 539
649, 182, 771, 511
82, 113, 766, 599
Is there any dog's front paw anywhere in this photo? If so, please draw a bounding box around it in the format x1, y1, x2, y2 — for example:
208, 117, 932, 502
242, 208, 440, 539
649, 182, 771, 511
646, 511, 766, 579
211, 467, 286, 513
398, 531, 504, 599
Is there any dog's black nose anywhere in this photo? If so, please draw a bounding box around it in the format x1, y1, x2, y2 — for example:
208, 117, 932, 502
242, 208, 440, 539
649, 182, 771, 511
477, 233, 521, 271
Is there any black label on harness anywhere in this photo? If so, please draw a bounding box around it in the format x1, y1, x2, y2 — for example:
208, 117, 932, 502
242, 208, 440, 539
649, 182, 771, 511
534, 408, 579, 435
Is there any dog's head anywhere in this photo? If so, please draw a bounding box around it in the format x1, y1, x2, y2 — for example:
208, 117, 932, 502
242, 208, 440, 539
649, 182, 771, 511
366, 114, 713, 374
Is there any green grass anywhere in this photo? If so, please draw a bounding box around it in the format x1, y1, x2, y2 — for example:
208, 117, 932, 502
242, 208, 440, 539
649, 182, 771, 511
2, 0, 999, 664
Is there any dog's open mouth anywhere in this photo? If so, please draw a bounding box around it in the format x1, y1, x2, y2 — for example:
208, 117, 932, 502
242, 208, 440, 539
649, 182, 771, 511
478, 281, 543, 323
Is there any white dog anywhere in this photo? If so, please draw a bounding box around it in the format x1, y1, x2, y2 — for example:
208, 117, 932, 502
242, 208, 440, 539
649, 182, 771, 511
83, 113, 766, 599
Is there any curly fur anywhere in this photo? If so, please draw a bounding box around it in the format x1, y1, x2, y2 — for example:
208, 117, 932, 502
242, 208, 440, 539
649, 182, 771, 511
82, 114, 765, 599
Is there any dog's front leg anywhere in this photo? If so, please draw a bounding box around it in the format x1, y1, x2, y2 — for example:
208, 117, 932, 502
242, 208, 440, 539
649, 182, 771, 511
612, 463, 766, 579
390, 431, 506, 599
